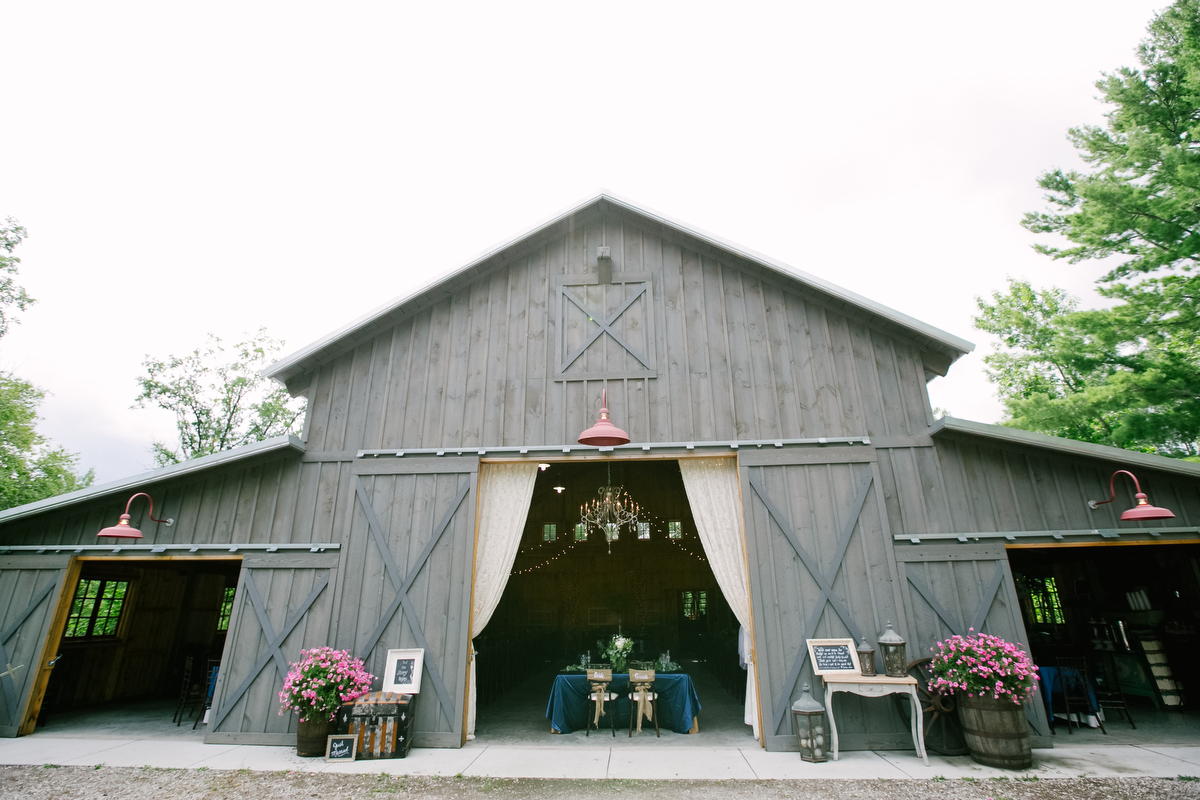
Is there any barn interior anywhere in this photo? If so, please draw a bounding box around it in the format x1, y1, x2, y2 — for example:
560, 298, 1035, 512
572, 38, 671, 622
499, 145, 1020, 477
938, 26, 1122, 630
35, 558, 240, 738
472, 459, 754, 744
1007, 542, 1200, 741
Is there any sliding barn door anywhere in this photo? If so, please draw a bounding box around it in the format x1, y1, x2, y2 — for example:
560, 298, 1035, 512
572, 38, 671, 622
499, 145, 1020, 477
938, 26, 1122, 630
0, 554, 73, 737
206, 550, 339, 744
739, 448, 912, 752
337, 458, 479, 748
893, 544, 1050, 743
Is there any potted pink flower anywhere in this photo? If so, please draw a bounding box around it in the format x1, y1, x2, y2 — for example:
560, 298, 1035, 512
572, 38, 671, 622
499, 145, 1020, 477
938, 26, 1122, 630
278, 647, 374, 756
928, 630, 1039, 769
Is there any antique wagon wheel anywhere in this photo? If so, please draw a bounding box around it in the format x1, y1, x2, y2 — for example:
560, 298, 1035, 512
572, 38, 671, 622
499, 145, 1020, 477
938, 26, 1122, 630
895, 657, 968, 756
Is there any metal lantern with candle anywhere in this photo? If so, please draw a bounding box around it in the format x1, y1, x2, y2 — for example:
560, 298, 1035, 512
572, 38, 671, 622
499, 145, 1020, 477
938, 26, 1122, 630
878, 622, 907, 678
791, 683, 828, 762
856, 637, 876, 677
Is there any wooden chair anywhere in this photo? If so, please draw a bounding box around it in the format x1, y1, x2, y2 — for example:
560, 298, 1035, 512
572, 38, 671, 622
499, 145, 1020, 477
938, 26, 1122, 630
627, 664, 659, 737
194, 660, 220, 730
1092, 652, 1136, 729
584, 667, 616, 737
1055, 656, 1106, 735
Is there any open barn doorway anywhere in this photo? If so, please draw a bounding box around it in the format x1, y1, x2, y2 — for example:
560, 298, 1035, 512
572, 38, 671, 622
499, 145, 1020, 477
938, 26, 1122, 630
1007, 542, 1200, 743
472, 459, 755, 746
31, 557, 240, 739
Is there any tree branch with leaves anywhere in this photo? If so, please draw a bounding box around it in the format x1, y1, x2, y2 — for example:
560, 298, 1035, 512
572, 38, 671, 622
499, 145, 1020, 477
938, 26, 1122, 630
134, 329, 306, 466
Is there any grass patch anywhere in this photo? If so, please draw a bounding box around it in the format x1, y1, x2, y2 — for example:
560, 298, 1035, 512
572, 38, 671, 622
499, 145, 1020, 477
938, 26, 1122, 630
42, 764, 60, 769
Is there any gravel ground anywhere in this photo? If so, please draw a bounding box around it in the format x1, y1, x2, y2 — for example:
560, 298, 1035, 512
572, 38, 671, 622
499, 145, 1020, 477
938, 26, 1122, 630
3, 766, 1200, 800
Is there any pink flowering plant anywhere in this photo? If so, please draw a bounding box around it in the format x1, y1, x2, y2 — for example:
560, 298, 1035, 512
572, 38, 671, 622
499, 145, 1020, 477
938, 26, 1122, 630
277, 647, 374, 723
927, 630, 1039, 705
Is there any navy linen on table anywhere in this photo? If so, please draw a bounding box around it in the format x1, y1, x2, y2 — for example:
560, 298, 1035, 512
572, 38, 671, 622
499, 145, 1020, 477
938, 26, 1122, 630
1038, 665, 1099, 721
546, 673, 702, 734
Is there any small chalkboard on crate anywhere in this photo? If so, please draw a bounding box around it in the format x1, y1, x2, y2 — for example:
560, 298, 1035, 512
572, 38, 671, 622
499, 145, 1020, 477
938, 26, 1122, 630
805, 638, 861, 677
324, 734, 357, 762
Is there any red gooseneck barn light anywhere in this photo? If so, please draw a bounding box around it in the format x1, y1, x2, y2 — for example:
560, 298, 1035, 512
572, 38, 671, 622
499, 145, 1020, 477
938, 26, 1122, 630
1087, 470, 1176, 521
97, 493, 175, 539
577, 389, 630, 447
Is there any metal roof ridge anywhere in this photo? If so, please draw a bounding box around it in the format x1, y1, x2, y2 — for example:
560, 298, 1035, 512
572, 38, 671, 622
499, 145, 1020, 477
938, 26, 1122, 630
931, 416, 1200, 478
262, 192, 975, 385
0, 435, 306, 525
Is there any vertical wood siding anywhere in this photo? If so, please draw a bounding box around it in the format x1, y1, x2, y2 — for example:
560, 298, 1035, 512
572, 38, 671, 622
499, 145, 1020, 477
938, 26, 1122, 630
0, 560, 69, 737
299, 210, 938, 455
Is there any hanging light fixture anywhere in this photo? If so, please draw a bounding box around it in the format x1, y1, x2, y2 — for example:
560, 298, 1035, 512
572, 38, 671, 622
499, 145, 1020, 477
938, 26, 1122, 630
580, 463, 639, 554
1087, 469, 1176, 521
97, 493, 175, 539
577, 389, 630, 447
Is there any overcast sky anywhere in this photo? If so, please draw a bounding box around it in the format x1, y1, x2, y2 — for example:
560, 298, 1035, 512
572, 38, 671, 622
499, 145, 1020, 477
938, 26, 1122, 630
1, 0, 1170, 483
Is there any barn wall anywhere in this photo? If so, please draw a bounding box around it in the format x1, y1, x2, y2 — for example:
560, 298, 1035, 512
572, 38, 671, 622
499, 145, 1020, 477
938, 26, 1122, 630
876, 435, 1200, 540
299, 208, 940, 456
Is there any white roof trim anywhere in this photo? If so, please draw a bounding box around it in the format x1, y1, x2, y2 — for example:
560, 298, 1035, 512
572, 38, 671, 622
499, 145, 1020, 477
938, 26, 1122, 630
0, 435, 305, 525
932, 417, 1200, 479
263, 192, 975, 384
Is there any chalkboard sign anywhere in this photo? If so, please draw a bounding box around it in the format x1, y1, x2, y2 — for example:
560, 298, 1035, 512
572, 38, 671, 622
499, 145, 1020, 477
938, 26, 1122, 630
806, 638, 861, 676
325, 734, 357, 762
393, 658, 415, 686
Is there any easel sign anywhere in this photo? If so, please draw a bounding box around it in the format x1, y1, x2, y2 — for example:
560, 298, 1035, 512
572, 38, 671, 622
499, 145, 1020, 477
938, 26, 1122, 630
806, 638, 861, 677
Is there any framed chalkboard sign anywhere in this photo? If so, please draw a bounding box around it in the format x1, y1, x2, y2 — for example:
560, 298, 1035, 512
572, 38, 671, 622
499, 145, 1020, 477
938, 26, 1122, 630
806, 638, 861, 676
383, 648, 425, 694
325, 734, 357, 762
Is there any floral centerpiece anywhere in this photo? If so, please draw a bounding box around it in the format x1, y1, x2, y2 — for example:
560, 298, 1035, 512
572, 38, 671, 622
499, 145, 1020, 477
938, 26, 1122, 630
600, 634, 634, 673
278, 647, 374, 756
927, 630, 1039, 703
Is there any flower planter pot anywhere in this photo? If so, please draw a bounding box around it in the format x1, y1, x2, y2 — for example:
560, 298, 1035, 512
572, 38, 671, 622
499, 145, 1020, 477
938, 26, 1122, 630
296, 717, 334, 757
956, 694, 1032, 770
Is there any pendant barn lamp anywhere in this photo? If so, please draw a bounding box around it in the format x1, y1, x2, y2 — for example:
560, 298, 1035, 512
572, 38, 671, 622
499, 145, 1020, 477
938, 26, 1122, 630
577, 389, 630, 447
1087, 470, 1176, 521
96, 493, 175, 539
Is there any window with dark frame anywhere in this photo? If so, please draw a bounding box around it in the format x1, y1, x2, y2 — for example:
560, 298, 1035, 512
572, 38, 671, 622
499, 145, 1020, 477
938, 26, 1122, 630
64, 578, 130, 639
216, 586, 236, 631
574, 523, 588, 541
637, 522, 650, 540
542, 522, 557, 542
668, 520, 683, 539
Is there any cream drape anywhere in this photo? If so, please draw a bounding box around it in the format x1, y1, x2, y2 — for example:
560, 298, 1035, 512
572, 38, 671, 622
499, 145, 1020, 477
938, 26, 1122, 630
465, 461, 539, 738
678, 457, 760, 741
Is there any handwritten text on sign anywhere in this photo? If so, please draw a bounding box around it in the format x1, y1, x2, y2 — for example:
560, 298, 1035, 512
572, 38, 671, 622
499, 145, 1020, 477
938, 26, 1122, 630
812, 644, 855, 672
326, 736, 355, 761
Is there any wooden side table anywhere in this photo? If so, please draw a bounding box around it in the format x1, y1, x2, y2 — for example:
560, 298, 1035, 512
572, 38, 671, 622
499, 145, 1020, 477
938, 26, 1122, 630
822, 673, 929, 765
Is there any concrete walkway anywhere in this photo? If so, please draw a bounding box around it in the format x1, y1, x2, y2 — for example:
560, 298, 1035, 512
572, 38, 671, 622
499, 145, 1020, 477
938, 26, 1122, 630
1, 735, 1198, 780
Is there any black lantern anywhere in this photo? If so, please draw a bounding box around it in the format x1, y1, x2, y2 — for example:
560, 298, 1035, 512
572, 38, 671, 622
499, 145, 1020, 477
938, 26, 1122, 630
878, 621, 907, 678
791, 683, 827, 762
856, 637, 876, 677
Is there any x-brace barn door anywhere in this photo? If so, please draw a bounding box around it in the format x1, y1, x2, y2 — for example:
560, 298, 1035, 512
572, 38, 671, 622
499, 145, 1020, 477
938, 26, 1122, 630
893, 544, 1050, 743
339, 457, 478, 748
0, 555, 72, 737
739, 448, 911, 751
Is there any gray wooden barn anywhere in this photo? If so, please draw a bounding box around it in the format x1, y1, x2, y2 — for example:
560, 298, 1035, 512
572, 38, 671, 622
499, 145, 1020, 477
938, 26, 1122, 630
1, 194, 1197, 751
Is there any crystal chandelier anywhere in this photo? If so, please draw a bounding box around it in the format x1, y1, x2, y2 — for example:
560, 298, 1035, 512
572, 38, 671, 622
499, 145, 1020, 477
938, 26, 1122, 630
580, 463, 640, 554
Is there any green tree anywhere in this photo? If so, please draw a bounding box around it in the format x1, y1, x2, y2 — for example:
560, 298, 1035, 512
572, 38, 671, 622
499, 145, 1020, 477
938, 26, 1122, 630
1003, 0, 1200, 458
134, 329, 306, 466
0, 217, 93, 509
975, 279, 1200, 458
0, 376, 95, 508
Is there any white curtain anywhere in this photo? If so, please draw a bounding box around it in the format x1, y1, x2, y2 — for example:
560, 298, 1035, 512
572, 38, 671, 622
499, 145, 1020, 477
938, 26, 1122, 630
678, 457, 760, 741
466, 461, 539, 738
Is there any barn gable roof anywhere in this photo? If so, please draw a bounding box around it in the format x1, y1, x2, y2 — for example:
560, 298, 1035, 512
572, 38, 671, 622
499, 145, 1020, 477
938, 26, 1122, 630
932, 416, 1200, 479
263, 192, 976, 389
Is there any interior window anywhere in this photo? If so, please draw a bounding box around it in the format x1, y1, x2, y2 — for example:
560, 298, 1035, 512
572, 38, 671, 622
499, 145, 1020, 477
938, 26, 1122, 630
64, 578, 130, 639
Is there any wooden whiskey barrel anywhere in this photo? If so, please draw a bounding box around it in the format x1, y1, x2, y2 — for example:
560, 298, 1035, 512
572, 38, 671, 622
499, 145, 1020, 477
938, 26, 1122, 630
296, 717, 334, 757
957, 694, 1032, 769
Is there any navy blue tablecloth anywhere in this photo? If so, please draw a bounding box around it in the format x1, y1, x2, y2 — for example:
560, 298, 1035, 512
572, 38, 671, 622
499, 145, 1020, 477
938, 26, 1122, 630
546, 673, 702, 734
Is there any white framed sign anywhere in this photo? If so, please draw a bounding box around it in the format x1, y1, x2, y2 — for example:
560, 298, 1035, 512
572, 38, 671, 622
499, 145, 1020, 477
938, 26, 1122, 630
806, 638, 861, 677
383, 648, 425, 694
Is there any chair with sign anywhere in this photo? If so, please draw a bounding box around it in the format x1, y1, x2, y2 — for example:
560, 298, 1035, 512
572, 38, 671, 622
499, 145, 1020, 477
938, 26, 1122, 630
194, 660, 221, 730
585, 666, 617, 737
626, 662, 660, 737
1055, 655, 1106, 735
